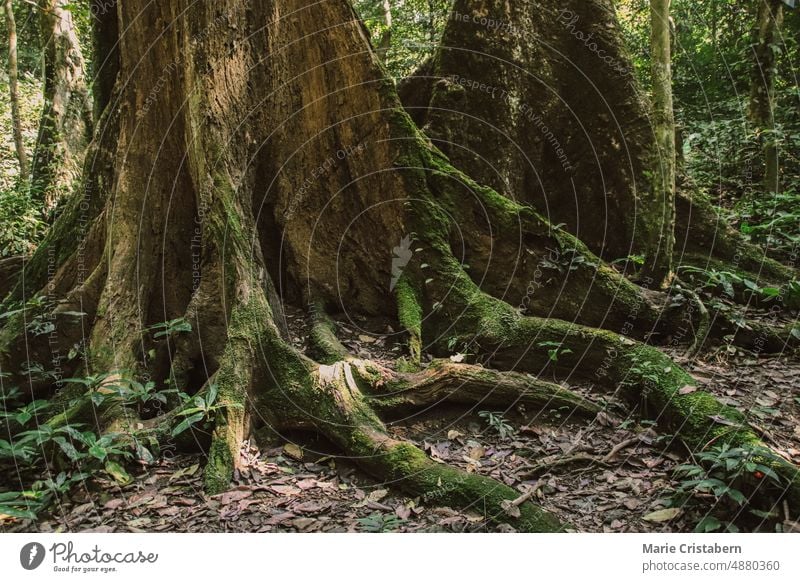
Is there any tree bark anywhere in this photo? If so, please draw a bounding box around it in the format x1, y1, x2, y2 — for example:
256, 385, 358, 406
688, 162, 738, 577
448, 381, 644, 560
30, 0, 93, 211
749, 0, 785, 194
410, 0, 674, 279
401, 0, 796, 287
4, 0, 29, 182
645, 0, 676, 287
90, 0, 119, 117
2, 0, 799, 529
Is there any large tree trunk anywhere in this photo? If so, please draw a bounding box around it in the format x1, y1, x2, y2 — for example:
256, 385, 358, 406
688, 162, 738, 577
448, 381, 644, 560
2, 0, 799, 531
30, 0, 93, 211
400, 0, 797, 288
749, 0, 785, 194
406, 0, 666, 271
4, 0, 28, 182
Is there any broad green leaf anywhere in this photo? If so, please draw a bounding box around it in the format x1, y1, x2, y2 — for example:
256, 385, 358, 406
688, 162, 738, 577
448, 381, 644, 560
695, 516, 722, 532
171, 412, 205, 436
89, 444, 108, 461
0, 505, 37, 520
104, 461, 133, 485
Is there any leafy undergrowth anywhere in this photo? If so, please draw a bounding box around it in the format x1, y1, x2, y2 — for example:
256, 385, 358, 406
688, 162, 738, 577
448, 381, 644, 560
0, 72, 45, 257
0, 409, 680, 533
3, 310, 799, 533
734, 189, 800, 263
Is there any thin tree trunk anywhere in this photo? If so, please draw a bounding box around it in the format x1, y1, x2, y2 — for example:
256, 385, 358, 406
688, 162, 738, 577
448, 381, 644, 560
4, 0, 29, 182
749, 0, 784, 194
377, 0, 392, 60
644, 0, 676, 286
428, 0, 435, 45
30, 0, 93, 211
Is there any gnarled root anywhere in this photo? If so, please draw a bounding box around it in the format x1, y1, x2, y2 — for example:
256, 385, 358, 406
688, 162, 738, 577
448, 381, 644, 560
285, 359, 564, 532
392, 217, 799, 510
362, 359, 600, 419
308, 302, 350, 364
165, 282, 565, 529
434, 287, 800, 510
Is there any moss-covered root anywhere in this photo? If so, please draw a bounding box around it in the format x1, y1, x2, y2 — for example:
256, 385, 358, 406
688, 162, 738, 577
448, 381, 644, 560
302, 361, 563, 532
676, 188, 799, 287
365, 438, 563, 532
708, 311, 800, 353
395, 277, 423, 369
204, 372, 246, 495
457, 308, 800, 510
361, 359, 601, 418
308, 302, 351, 364
203, 301, 260, 494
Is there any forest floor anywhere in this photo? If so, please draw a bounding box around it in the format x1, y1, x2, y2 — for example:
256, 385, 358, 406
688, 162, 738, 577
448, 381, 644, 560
3, 307, 799, 533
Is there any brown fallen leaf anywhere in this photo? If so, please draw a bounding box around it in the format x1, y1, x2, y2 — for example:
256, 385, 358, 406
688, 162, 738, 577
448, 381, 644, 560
126, 517, 152, 528
270, 485, 301, 496
678, 385, 697, 395
104, 499, 126, 510
266, 512, 295, 525
291, 517, 317, 530
292, 501, 329, 514
467, 445, 485, 461
283, 443, 303, 460
169, 463, 200, 483
623, 498, 642, 510
219, 489, 252, 505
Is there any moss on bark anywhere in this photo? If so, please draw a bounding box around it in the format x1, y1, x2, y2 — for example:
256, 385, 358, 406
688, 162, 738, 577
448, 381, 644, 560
395, 277, 423, 368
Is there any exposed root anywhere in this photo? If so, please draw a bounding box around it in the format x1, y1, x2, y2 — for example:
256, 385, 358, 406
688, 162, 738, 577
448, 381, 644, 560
707, 308, 800, 353
394, 277, 423, 369
676, 187, 797, 276
203, 295, 271, 494
409, 243, 800, 509
164, 288, 568, 530
481, 315, 800, 508
308, 302, 351, 364
362, 359, 601, 418
297, 360, 564, 532
180, 280, 569, 531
